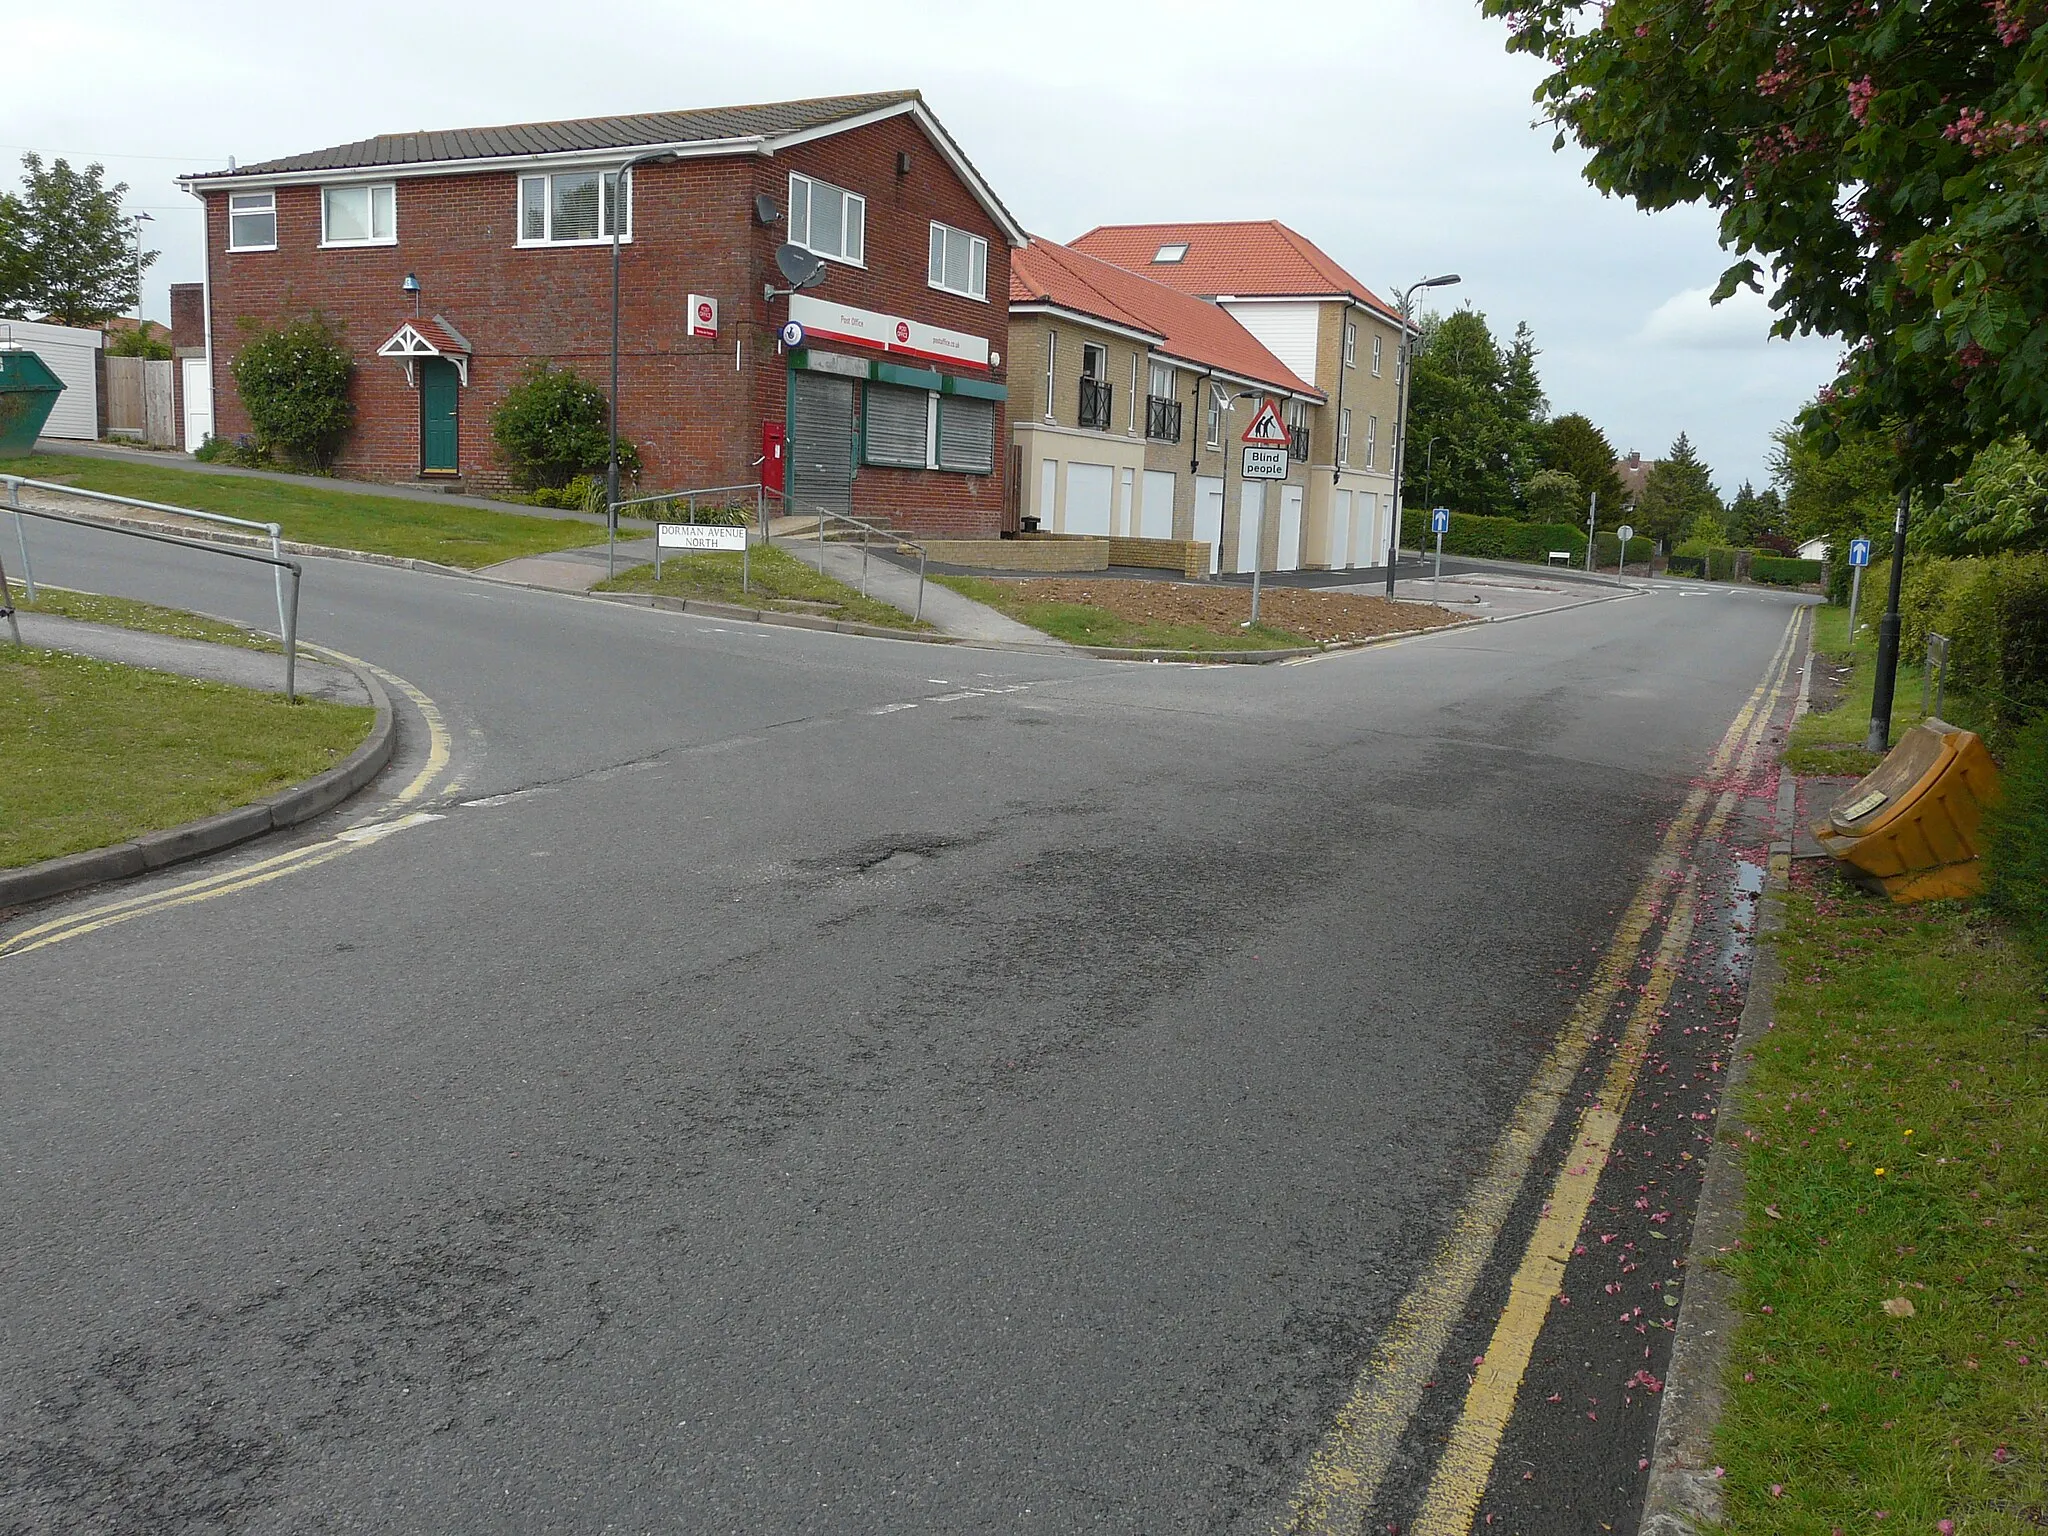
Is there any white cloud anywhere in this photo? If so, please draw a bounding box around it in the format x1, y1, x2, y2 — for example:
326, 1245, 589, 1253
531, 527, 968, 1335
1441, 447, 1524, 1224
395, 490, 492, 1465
1639, 283, 1788, 349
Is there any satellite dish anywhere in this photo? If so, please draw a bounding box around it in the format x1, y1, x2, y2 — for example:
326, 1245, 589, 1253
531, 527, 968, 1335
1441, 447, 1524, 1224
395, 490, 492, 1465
775, 243, 827, 290
754, 193, 778, 226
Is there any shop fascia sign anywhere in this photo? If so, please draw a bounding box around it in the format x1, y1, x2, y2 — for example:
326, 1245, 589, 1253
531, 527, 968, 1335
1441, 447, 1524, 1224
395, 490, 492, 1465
786, 293, 990, 371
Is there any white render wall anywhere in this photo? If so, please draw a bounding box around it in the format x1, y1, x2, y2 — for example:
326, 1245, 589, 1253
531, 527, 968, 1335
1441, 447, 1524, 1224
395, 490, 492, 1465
0, 318, 101, 439
1220, 302, 1319, 384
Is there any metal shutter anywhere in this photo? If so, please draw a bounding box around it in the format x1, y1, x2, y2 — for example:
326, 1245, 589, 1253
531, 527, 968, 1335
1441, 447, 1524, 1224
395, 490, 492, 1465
790, 373, 855, 518
936, 396, 995, 474
863, 383, 928, 468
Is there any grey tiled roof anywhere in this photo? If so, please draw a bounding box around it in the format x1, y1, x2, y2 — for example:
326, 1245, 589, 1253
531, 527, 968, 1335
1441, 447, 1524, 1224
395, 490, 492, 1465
204, 91, 919, 177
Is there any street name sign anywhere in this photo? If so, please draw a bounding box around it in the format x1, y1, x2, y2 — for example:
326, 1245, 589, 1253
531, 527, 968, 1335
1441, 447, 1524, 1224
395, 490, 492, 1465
1241, 446, 1289, 481
1850, 537, 1873, 567
659, 523, 749, 552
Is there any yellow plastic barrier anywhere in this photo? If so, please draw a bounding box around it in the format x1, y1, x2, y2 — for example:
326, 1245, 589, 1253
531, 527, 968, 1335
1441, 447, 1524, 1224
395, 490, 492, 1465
1812, 718, 2001, 901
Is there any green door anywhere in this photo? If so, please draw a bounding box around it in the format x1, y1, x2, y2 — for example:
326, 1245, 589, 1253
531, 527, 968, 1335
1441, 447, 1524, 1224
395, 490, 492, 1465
420, 358, 459, 474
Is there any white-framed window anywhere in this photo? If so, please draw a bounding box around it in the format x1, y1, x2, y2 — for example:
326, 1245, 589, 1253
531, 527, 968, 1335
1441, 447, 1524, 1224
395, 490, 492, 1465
1338, 408, 1352, 467
789, 172, 865, 265
1371, 334, 1383, 376
1129, 353, 1140, 433
1153, 243, 1188, 263
227, 191, 276, 251
1206, 383, 1226, 449
1343, 322, 1357, 368
321, 183, 395, 247
1286, 399, 1310, 433
1365, 414, 1379, 469
517, 170, 627, 246
1081, 341, 1108, 381
1043, 330, 1057, 422
928, 221, 987, 300
1149, 360, 1176, 399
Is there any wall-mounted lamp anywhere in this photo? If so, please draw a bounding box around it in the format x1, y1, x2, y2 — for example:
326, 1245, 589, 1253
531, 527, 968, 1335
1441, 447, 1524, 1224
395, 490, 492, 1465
401, 272, 421, 316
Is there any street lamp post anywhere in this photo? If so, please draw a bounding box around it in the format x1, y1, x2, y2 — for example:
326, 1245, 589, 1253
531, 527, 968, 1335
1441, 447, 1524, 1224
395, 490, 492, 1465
130, 210, 154, 330
608, 149, 681, 576
1384, 274, 1461, 598
1214, 385, 1274, 625
1423, 435, 1445, 511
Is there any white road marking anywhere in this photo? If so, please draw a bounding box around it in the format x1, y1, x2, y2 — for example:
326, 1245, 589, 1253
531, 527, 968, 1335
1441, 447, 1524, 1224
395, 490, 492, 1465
335, 811, 444, 844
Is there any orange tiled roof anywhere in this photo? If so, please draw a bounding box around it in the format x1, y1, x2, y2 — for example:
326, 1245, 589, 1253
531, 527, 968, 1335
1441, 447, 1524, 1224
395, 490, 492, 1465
1011, 238, 1322, 400
1068, 220, 1400, 322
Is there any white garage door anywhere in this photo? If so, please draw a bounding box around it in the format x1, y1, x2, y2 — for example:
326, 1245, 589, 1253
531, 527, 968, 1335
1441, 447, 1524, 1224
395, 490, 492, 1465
181, 356, 214, 451
1063, 462, 1114, 535
1237, 482, 1264, 573
1277, 485, 1303, 572
1, 318, 100, 439
1194, 476, 1223, 573
1360, 493, 1380, 569
1140, 470, 1176, 540
1329, 489, 1352, 569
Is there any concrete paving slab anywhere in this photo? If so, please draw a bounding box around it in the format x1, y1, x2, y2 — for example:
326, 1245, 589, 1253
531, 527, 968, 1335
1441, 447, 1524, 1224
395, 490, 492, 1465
770, 538, 1067, 646
478, 539, 658, 591
13, 612, 371, 704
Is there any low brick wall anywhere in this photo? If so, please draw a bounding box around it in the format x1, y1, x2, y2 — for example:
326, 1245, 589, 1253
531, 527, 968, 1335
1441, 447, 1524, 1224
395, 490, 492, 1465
918, 538, 1109, 572
1026, 533, 1212, 579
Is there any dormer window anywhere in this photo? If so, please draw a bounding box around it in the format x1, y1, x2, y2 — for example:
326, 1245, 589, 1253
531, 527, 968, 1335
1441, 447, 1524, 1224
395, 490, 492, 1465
1153, 243, 1188, 264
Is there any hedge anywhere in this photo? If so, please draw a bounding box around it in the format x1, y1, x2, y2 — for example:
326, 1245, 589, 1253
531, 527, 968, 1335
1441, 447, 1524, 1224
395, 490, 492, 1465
1750, 555, 1824, 586
1983, 712, 2048, 969
1899, 552, 2048, 733
1401, 509, 1587, 563
1667, 553, 1705, 577
1592, 530, 1655, 567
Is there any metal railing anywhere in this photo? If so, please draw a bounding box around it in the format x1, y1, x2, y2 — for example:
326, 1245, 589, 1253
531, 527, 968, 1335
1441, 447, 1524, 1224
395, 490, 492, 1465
609, 480, 776, 588
1078, 377, 1113, 432
7, 474, 290, 644
1, 494, 304, 700
788, 500, 932, 625
1288, 424, 1310, 462
1923, 631, 1952, 720
1145, 395, 1182, 443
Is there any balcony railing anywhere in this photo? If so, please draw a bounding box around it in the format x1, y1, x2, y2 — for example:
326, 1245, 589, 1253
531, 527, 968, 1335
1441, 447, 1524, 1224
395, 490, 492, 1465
1078, 376, 1113, 432
1288, 424, 1310, 462
1145, 394, 1182, 443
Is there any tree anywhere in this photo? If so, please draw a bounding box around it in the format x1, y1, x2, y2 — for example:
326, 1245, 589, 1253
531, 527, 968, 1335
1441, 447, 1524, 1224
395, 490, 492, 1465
0, 154, 154, 327
1483, 0, 2048, 490
1771, 408, 1898, 555
1540, 413, 1625, 517
106, 324, 171, 360
1914, 439, 2048, 555
1522, 468, 1584, 524
1402, 307, 1550, 517
231, 314, 354, 468
490, 362, 639, 490
1634, 432, 1722, 544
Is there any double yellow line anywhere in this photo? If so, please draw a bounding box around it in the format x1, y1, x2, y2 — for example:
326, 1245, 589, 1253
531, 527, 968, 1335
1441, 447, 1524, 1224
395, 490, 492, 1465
1275, 606, 1806, 1535
0, 648, 454, 962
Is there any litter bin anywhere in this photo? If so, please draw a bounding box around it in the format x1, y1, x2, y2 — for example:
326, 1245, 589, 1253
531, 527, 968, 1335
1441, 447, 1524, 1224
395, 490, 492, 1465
0, 346, 65, 457
1812, 717, 2001, 901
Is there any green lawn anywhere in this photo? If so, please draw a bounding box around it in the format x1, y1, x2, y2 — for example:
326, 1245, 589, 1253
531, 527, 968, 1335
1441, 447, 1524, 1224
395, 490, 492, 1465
934, 575, 1312, 651
5, 453, 607, 568
1713, 872, 2046, 1532
594, 546, 930, 631
1788, 603, 1972, 777
1, 648, 375, 868
13, 584, 277, 650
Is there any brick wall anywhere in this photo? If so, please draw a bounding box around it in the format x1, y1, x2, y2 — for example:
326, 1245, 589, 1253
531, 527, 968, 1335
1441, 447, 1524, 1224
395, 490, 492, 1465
201, 110, 1011, 534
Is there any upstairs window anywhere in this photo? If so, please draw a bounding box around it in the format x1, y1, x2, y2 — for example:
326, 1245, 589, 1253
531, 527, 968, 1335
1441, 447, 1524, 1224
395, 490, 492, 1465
518, 170, 626, 245
1338, 408, 1352, 467
1365, 414, 1379, 469
1206, 383, 1226, 449
789, 172, 865, 264
1371, 334, 1383, 376
227, 191, 276, 251
928, 222, 987, 300
1153, 243, 1188, 263
1148, 360, 1176, 399
1343, 322, 1357, 367
322, 183, 395, 246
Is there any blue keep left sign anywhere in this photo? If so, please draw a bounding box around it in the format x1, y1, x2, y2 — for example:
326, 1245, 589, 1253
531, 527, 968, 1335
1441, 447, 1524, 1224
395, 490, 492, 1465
1849, 537, 1873, 568
1430, 507, 1451, 535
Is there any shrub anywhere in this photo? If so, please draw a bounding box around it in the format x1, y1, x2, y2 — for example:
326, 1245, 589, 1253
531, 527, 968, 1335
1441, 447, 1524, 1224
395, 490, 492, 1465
1982, 712, 2048, 968
1750, 555, 1823, 586
1401, 508, 1587, 563
1706, 547, 1740, 582
521, 474, 607, 512
192, 435, 272, 469
1666, 553, 1706, 577
106, 326, 171, 360
634, 499, 751, 526
1592, 530, 1655, 567
1521, 468, 1582, 524
491, 362, 639, 491
1898, 553, 2048, 732
230, 313, 354, 468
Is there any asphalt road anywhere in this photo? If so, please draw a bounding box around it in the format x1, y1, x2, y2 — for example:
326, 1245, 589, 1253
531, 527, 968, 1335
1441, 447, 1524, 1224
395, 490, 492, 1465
3, 522, 1807, 1534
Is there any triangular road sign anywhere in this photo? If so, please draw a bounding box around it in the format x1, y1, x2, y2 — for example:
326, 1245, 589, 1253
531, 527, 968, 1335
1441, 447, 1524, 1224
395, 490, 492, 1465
1241, 397, 1291, 446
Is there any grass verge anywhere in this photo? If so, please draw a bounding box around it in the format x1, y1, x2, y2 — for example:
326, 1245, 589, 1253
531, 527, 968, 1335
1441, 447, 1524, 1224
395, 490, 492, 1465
1787, 603, 1973, 777
593, 546, 930, 631
13, 584, 277, 651
1712, 866, 2046, 1530
7, 452, 606, 568
1, 648, 375, 868
934, 575, 1316, 651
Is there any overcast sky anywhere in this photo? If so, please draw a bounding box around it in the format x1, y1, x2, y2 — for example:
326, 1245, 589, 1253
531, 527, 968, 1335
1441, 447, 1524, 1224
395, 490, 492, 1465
7, 0, 1839, 491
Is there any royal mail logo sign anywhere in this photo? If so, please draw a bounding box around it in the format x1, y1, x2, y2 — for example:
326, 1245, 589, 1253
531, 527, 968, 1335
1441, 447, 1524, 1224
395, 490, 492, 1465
787, 294, 989, 371
687, 293, 718, 339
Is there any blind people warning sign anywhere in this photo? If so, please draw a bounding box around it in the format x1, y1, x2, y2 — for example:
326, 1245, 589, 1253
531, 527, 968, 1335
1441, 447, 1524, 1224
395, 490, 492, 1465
1240, 397, 1291, 446
658, 523, 749, 552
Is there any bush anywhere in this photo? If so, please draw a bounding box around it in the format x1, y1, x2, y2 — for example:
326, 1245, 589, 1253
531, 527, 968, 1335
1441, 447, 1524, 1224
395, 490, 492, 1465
230, 313, 354, 468
106, 327, 171, 360
1666, 553, 1705, 577
1402, 508, 1587, 563
1592, 530, 1655, 567
521, 474, 607, 512
632, 499, 752, 526
1750, 555, 1823, 586
1521, 468, 1582, 524
1898, 552, 2048, 732
491, 362, 640, 491
1983, 712, 2048, 968
192, 435, 272, 469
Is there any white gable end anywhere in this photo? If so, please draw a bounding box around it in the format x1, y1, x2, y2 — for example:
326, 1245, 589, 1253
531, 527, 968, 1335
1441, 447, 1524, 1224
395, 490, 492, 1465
1220, 302, 1319, 384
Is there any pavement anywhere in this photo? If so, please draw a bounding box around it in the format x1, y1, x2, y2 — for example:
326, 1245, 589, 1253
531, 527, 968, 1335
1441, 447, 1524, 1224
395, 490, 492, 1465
0, 520, 1816, 1534
12, 610, 372, 704
480, 535, 659, 591
777, 535, 1065, 645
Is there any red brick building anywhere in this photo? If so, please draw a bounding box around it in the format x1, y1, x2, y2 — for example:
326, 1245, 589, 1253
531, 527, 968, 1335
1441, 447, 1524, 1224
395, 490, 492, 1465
180, 91, 1024, 535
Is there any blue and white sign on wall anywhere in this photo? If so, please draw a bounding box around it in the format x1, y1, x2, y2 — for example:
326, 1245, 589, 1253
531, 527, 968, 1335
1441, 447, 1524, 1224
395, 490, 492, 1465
1849, 537, 1873, 568
1430, 507, 1451, 535
779, 320, 806, 348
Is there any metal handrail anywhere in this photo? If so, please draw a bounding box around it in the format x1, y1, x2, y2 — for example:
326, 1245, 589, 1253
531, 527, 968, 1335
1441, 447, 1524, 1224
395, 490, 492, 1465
1, 500, 304, 700
785, 499, 931, 625
609, 480, 779, 589
6, 474, 290, 643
